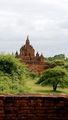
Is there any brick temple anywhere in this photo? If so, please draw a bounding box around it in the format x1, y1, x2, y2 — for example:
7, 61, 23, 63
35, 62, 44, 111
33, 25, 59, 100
16, 36, 49, 73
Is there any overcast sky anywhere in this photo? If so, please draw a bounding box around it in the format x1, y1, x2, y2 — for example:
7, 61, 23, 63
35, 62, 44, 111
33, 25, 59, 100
0, 0, 68, 57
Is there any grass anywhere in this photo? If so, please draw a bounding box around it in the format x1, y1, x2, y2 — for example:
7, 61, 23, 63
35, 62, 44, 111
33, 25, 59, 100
0, 76, 68, 95
24, 78, 68, 95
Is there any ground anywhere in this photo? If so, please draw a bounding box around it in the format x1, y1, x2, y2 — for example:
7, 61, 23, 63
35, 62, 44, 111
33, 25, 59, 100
24, 78, 68, 94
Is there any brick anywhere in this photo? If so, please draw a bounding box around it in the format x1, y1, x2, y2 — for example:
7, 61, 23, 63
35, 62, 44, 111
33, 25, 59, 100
0, 95, 67, 119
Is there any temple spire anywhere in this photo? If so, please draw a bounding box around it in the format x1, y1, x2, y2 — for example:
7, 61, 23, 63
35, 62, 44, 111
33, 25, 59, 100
26, 35, 30, 45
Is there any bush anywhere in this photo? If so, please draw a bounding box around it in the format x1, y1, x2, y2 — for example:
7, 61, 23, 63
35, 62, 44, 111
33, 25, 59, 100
0, 54, 28, 94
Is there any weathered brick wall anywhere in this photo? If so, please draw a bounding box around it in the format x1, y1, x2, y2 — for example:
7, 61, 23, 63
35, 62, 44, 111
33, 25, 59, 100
0, 95, 68, 120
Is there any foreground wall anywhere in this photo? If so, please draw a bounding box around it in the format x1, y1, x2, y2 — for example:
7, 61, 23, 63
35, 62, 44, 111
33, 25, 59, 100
0, 95, 68, 120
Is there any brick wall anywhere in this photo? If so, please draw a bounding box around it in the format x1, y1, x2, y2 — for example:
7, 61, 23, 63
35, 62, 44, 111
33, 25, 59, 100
0, 95, 68, 120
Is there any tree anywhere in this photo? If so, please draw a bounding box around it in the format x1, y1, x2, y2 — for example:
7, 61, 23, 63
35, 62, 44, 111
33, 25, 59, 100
0, 54, 26, 78
53, 54, 65, 60
49, 60, 65, 68
37, 67, 68, 91
47, 54, 65, 61
0, 54, 29, 94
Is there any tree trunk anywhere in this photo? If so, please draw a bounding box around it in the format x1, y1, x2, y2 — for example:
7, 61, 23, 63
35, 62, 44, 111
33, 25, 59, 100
53, 85, 57, 91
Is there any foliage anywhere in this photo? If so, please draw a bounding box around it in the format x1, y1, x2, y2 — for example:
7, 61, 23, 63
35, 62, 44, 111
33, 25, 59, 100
28, 71, 38, 79
0, 54, 29, 94
0, 54, 68, 94
49, 60, 66, 68
37, 66, 68, 91
0, 54, 26, 78
47, 54, 65, 61
53, 54, 65, 60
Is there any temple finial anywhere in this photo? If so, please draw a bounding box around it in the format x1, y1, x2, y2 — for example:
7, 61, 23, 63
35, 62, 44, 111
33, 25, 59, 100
26, 35, 30, 45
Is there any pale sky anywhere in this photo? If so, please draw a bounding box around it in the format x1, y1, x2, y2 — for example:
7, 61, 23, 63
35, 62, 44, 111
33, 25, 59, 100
0, 0, 68, 57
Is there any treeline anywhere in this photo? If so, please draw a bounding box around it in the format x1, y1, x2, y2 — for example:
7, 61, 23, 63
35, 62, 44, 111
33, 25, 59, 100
47, 54, 65, 61
45, 54, 68, 68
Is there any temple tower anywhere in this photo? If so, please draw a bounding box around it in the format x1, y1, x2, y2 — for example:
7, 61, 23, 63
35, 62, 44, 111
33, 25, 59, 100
16, 36, 49, 73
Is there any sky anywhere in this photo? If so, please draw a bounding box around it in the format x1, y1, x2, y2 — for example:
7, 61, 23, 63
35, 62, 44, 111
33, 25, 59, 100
0, 0, 68, 57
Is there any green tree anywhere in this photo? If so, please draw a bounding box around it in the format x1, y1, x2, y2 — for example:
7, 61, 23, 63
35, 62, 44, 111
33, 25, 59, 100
37, 67, 68, 91
50, 60, 66, 68
0, 54, 28, 94
47, 54, 65, 61
53, 54, 65, 60
0, 54, 26, 79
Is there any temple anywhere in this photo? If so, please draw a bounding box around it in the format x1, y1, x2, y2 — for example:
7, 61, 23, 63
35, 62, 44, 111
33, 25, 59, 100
16, 36, 49, 73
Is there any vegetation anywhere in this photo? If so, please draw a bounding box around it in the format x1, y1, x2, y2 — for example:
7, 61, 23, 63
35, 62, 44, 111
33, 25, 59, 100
0, 53, 68, 94
37, 67, 68, 91
0, 54, 29, 94
47, 54, 65, 61
24, 78, 68, 94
